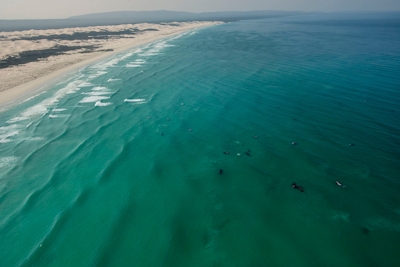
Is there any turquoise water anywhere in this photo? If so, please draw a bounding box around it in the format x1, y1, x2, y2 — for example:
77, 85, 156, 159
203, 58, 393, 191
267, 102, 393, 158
1, 15, 400, 266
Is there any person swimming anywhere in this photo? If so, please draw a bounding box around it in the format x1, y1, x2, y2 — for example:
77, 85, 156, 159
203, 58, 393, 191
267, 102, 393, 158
223, 151, 230, 154
336, 180, 345, 187
218, 169, 223, 174
292, 182, 304, 192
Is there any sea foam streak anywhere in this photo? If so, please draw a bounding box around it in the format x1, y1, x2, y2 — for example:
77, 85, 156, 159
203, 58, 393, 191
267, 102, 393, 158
91, 86, 110, 91
126, 59, 146, 68
7, 78, 84, 123
107, 78, 121, 82
95, 101, 112, 107
0, 130, 19, 143
124, 99, 146, 103
79, 96, 110, 103
82, 92, 113, 96
0, 156, 19, 169
78, 82, 94, 87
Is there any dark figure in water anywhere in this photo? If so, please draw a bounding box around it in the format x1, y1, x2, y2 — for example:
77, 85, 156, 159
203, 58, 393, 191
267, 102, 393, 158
223, 151, 230, 154
349, 143, 355, 146
161, 132, 164, 136
245, 151, 251, 156
218, 169, 223, 174
291, 142, 297, 145
292, 182, 304, 192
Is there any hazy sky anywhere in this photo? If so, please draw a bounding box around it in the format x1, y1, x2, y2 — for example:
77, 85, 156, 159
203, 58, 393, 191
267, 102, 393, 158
1, 0, 399, 19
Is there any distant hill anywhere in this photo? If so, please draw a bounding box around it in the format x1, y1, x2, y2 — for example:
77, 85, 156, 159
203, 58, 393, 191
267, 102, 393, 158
68, 10, 306, 23
69, 10, 193, 20
0, 10, 307, 32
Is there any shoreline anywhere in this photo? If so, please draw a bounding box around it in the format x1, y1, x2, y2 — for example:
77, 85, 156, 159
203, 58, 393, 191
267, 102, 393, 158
0, 21, 222, 109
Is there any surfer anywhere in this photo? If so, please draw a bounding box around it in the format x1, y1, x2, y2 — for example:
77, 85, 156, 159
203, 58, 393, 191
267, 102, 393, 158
291, 142, 297, 145
223, 151, 230, 154
218, 169, 223, 174
245, 151, 251, 156
292, 182, 304, 192
336, 180, 345, 187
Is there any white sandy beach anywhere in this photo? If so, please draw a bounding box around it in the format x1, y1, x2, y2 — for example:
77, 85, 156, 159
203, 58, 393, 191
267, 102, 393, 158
0, 21, 221, 107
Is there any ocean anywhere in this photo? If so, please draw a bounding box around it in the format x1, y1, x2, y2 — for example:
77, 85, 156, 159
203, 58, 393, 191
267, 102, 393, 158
1, 14, 400, 266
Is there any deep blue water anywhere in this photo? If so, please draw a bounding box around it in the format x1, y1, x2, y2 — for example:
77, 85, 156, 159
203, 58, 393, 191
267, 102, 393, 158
1, 15, 400, 266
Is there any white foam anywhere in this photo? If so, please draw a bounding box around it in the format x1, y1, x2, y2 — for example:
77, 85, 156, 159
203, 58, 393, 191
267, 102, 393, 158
88, 71, 107, 79
52, 108, 67, 112
48, 114, 69, 119
7, 117, 26, 123
107, 78, 121, 82
6, 79, 92, 123
0, 157, 19, 169
20, 91, 45, 104
23, 137, 44, 141
126, 64, 143, 68
0, 124, 20, 133
80, 96, 110, 103
139, 52, 161, 57
126, 59, 146, 68
90, 54, 130, 72
2, 79, 85, 141
124, 98, 146, 103
78, 82, 94, 87
0, 124, 21, 143
1, 125, 23, 143
138, 42, 169, 57
82, 92, 113, 96
19, 104, 48, 119
95, 101, 112, 107
107, 59, 122, 66
120, 52, 133, 60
